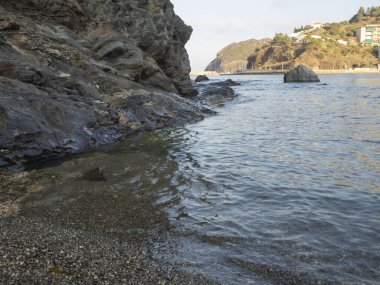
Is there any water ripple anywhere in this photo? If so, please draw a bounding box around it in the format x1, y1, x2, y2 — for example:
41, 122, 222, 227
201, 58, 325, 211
168, 74, 380, 284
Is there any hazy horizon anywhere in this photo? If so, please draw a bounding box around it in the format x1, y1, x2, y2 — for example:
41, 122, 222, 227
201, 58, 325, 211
171, 0, 380, 71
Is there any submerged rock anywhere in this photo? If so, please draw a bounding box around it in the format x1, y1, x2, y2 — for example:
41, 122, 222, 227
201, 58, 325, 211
284, 65, 320, 83
0, 19, 20, 31
81, 167, 106, 182
195, 80, 240, 106
0, 0, 208, 170
211, 79, 241, 87
195, 75, 210, 83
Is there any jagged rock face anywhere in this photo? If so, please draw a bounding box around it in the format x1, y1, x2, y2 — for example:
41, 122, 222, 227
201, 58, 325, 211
0, 0, 195, 96
0, 0, 203, 170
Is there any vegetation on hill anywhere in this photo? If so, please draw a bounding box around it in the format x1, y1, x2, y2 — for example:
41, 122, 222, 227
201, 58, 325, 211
247, 38, 378, 70
205, 7, 380, 72
350, 6, 380, 23
293, 25, 313, 33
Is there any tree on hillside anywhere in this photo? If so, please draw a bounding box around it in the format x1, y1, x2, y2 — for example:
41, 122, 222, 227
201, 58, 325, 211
358, 7, 365, 16
272, 33, 292, 45
369, 6, 380, 17
294, 25, 313, 33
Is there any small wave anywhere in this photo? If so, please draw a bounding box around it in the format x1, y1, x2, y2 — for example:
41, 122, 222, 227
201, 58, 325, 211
363, 139, 380, 144
228, 258, 325, 284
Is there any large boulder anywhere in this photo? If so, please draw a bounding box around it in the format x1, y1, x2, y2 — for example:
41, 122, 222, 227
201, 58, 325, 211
284, 65, 320, 83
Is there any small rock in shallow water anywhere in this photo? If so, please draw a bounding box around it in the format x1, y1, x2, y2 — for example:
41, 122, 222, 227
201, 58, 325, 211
194, 79, 238, 106
0, 19, 20, 31
195, 75, 209, 82
81, 167, 106, 181
223, 79, 241, 86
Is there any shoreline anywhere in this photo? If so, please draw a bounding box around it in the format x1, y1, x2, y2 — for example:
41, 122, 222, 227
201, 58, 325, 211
0, 150, 219, 284
0, 79, 238, 284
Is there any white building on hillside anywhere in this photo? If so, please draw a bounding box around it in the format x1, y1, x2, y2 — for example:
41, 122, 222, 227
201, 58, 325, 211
337, 40, 348, 45
356, 25, 380, 45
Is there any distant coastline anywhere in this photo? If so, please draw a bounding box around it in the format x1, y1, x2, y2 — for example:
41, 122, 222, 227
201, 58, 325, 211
204, 7, 380, 75
315, 68, 380, 74
191, 68, 380, 76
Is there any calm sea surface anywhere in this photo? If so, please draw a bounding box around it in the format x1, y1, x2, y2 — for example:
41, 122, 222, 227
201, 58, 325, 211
27, 74, 380, 284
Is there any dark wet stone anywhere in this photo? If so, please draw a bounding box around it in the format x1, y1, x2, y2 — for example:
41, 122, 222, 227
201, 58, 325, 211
195, 75, 209, 82
81, 167, 106, 181
211, 79, 241, 87
223, 79, 241, 86
194, 79, 240, 106
0, 19, 20, 31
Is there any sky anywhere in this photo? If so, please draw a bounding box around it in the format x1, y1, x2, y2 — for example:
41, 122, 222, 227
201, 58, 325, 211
171, 0, 380, 71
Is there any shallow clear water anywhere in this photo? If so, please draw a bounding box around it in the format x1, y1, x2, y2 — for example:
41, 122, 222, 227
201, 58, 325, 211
166, 75, 380, 284
25, 74, 380, 284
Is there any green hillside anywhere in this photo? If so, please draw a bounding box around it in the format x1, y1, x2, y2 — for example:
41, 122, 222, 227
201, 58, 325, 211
247, 34, 378, 71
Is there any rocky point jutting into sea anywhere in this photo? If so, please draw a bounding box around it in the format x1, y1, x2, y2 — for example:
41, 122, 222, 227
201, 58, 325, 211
0, 0, 238, 170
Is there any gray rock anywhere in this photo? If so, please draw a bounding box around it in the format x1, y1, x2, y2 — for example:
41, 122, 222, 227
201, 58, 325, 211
284, 64, 320, 83
95, 41, 127, 59
194, 80, 240, 106
195, 75, 209, 82
211, 79, 241, 87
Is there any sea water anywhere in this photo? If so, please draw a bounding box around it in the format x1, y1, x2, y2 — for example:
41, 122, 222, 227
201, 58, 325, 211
24, 74, 380, 284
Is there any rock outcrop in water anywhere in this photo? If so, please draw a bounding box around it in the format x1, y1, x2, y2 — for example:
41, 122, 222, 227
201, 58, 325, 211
284, 65, 320, 83
194, 80, 241, 106
0, 0, 206, 170
195, 75, 209, 82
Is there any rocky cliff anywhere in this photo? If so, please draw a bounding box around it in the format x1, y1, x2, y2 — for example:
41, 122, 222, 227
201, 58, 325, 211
205, 38, 270, 73
0, 0, 205, 170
